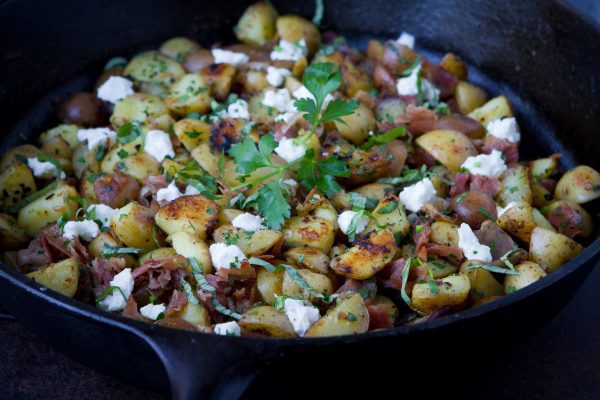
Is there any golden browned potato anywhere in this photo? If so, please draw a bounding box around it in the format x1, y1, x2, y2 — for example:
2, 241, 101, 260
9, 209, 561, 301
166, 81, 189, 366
283, 216, 335, 254
155, 195, 219, 240
124, 51, 185, 88
496, 165, 533, 206
256, 268, 284, 305
234, 1, 279, 46
531, 181, 554, 208
138, 247, 177, 264
170, 231, 213, 274
504, 261, 547, 294
276, 15, 321, 55
554, 165, 600, 204
87, 232, 136, 266
238, 306, 297, 338
40, 136, 74, 173
100, 136, 143, 174
429, 221, 459, 247
110, 202, 158, 250
333, 103, 376, 145
281, 268, 333, 301
114, 153, 161, 183
330, 229, 397, 280
284, 247, 330, 274
0, 162, 37, 210
342, 60, 375, 97
164, 74, 211, 116
454, 81, 488, 114
159, 37, 200, 62
440, 53, 468, 79
18, 185, 79, 236
496, 200, 537, 244
213, 225, 282, 257
529, 155, 560, 180
428, 258, 459, 279
200, 63, 237, 101
415, 130, 478, 172
0, 213, 28, 250
531, 208, 556, 232
173, 119, 211, 152
365, 194, 410, 239
304, 293, 369, 337
26, 258, 80, 298
0, 144, 41, 171
529, 227, 584, 272
467, 95, 513, 125
190, 143, 221, 179
175, 301, 211, 328
411, 273, 471, 314
39, 124, 79, 150
459, 260, 504, 300
110, 93, 168, 129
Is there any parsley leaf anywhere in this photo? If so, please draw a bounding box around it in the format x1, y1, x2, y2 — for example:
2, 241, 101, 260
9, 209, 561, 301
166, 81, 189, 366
244, 181, 291, 230
117, 121, 142, 144
296, 149, 349, 198
320, 98, 360, 124
229, 136, 277, 175
361, 127, 406, 149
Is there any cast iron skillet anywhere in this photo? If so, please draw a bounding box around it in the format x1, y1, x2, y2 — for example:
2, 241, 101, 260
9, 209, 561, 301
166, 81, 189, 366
0, 0, 599, 398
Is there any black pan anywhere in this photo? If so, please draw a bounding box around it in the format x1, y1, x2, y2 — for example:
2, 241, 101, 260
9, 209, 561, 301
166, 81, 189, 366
0, 0, 599, 398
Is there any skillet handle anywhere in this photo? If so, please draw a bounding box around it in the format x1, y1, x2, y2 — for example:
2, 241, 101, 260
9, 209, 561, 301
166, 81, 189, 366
139, 329, 284, 400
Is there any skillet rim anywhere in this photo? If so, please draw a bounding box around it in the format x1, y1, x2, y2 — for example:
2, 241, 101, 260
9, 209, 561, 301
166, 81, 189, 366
1, 237, 598, 344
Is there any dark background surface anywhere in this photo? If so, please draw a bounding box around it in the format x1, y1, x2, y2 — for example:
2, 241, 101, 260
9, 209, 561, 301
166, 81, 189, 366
1, 0, 600, 399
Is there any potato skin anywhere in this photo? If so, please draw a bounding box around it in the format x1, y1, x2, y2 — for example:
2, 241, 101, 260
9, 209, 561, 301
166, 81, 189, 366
282, 268, 334, 302
528, 227, 584, 272
454, 81, 487, 114
276, 15, 321, 55
283, 216, 335, 254
111, 202, 158, 250
18, 185, 79, 237
554, 165, 600, 204
256, 268, 284, 305
170, 231, 213, 274
284, 247, 330, 274
452, 191, 497, 230
495, 200, 537, 244
235, 1, 279, 46
238, 306, 297, 338
26, 258, 80, 298
0, 162, 37, 210
411, 273, 471, 314
155, 195, 219, 240
333, 103, 376, 145
467, 95, 513, 125
415, 129, 477, 173
504, 261, 547, 294
213, 225, 282, 257
304, 293, 369, 337
497, 165, 533, 206
330, 229, 397, 280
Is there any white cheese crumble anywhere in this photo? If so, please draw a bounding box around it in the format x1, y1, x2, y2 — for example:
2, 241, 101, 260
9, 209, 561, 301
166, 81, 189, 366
274, 137, 306, 163
156, 182, 200, 205
262, 88, 296, 113
461, 149, 507, 177
218, 99, 250, 120
338, 210, 369, 236
457, 223, 492, 262
266, 66, 292, 87
62, 220, 100, 242
270, 39, 307, 61
232, 213, 264, 232
96, 76, 134, 103
140, 303, 166, 321
395, 65, 439, 103
144, 130, 175, 162
399, 177, 437, 213
486, 117, 521, 143
77, 128, 117, 150
396, 32, 416, 49
99, 268, 135, 312
214, 321, 241, 336
209, 243, 247, 270
87, 204, 116, 228
283, 178, 298, 196
496, 202, 517, 218
283, 298, 320, 336
211, 48, 249, 66
27, 157, 66, 179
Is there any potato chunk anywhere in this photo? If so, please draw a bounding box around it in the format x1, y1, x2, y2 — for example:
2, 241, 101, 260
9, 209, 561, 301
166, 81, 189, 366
155, 195, 218, 240
304, 293, 369, 337
26, 258, 80, 298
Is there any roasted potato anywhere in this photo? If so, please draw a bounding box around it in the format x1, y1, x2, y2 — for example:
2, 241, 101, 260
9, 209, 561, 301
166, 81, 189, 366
110, 202, 158, 250
164, 74, 211, 116
175, 301, 211, 327
87, 232, 136, 266
124, 51, 185, 89
528, 227, 584, 272
529, 155, 560, 180
40, 124, 79, 150
190, 143, 221, 179
213, 225, 282, 257
0, 213, 29, 250
411, 273, 471, 314
283, 216, 335, 254
545, 200, 594, 238
440, 53, 468, 79
415, 130, 478, 172
284, 247, 330, 274
365, 194, 410, 239
256, 268, 284, 305
497, 165, 532, 206
0, 162, 37, 210
467, 95, 513, 125
554, 165, 600, 204
113, 153, 161, 183
155, 195, 219, 240
18, 184, 79, 236
235, 1, 279, 46
138, 247, 177, 264
304, 293, 369, 337
238, 306, 297, 338
276, 15, 321, 55
504, 261, 547, 294
173, 118, 211, 152
281, 268, 334, 301
429, 221, 459, 247
110, 93, 168, 129
333, 103, 376, 145
496, 200, 537, 244
26, 258, 80, 298
459, 260, 504, 300
159, 37, 200, 62
454, 81, 487, 114
170, 231, 213, 274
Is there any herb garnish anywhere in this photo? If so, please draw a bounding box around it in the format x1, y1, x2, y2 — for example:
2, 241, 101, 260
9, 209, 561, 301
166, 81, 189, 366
101, 244, 150, 258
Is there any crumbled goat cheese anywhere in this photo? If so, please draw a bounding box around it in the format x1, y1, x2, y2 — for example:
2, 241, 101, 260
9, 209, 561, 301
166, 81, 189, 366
270, 39, 307, 61
211, 48, 249, 66
396, 32, 415, 49
274, 137, 306, 163
62, 220, 100, 242
140, 303, 166, 321
399, 177, 437, 212
27, 157, 65, 179
156, 182, 200, 204
266, 66, 292, 87
209, 243, 247, 270
395, 65, 439, 103
87, 204, 116, 228
218, 99, 250, 120
214, 321, 241, 336
144, 130, 175, 162
461, 150, 507, 177
99, 268, 134, 312
457, 223, 493, 262
77, 128, 117, 150
338, 210, 369, 236
284, 298, 320, 336
486, 117, 521, 143
96, 76, 134, 103
232, 213, 264, 232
